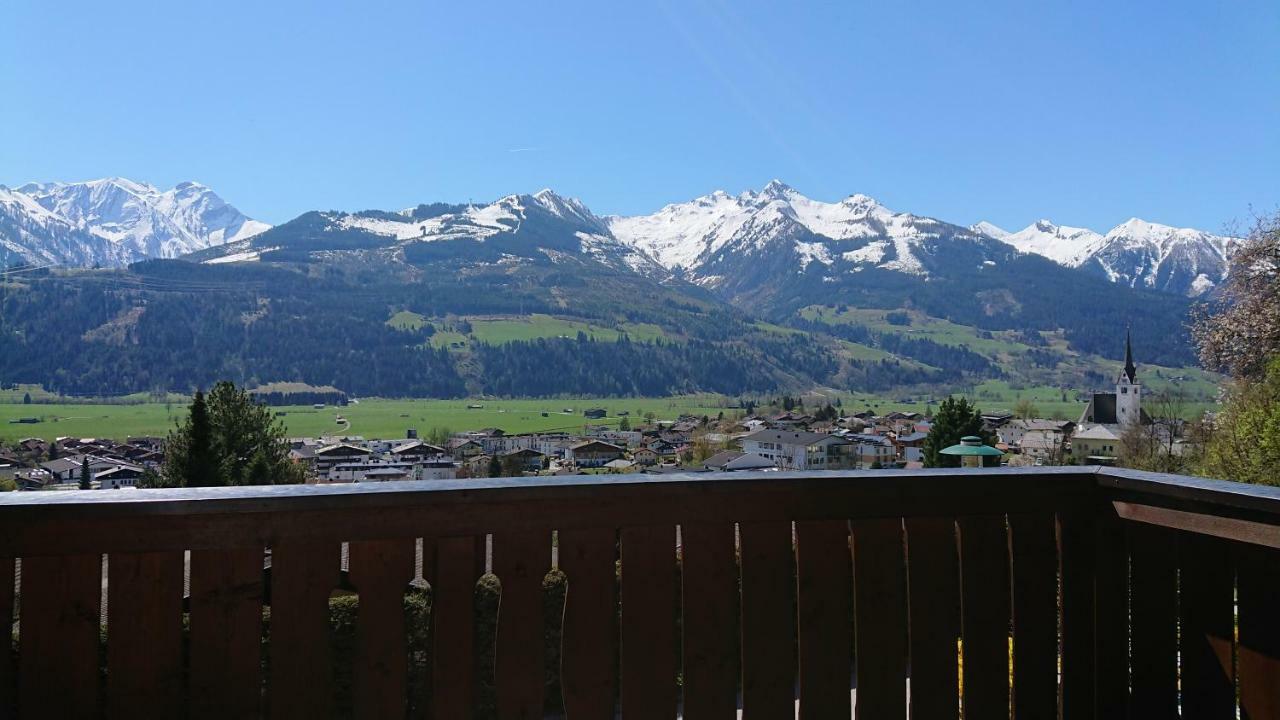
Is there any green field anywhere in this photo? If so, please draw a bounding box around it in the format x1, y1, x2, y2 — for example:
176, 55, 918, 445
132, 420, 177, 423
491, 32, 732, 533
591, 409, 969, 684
0, 394, 736, 443
398, 312, 669, 350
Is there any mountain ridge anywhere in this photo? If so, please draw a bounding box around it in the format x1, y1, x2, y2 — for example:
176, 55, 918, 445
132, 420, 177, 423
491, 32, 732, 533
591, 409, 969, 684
0, 177, 269, 267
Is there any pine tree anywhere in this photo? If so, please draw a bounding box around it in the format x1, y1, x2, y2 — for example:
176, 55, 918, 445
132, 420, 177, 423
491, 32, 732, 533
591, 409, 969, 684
922, 397, 997, 468
78, 455, 92, 490
488, 456, 503, 478
179, 390, 222, 487
22, 392, 31, 405
163, 383, 306, 488
619, 416, 631, 431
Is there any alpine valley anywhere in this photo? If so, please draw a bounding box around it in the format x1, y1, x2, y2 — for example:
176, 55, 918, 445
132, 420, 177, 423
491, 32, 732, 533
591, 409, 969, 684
0, 179, 1230, 401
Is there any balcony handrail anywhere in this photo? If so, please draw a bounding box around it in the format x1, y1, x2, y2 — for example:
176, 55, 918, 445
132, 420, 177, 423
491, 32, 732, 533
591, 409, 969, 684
0, 466, 1091, 557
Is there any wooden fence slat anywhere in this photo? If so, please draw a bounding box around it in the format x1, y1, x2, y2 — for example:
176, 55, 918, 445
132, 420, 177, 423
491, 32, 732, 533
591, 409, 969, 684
852, 518, 907, 719
17, 554, 100, 719
740, 520, 795, 718
905, 517, 959, 720
1, 557, 14, 717
796, 519, 852, 720
957, 515, 1010, 719
559, 527, 618, 719
620, 525, 678, 719
1092, 506, 1128, 718
493, 530, 551, 720
432, 536, 477, 720
1058, 511, 1098, 720
1009, 513, 1057, 719
349, 539, 416, 720
190, 547, 264, 720
1237, 543, 1280, 720
1179, 532, 1234, 719
1129, 523, 1178, 718
681, 522, 738, 720
269, 542, 340, 720
107, 551, 184, 717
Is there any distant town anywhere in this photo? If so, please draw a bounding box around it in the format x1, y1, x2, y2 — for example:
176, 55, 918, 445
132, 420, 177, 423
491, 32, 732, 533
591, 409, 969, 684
1, 336, 1190, 490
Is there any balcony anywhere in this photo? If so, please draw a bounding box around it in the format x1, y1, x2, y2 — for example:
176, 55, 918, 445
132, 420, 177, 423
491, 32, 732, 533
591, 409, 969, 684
1, 466, 1277, 718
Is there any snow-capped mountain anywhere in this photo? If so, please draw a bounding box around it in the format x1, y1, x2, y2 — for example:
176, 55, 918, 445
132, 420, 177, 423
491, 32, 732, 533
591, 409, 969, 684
0, 177, 268, 267
607, 180, 1009, 295
971, 217, 1236, 296
0, 186, 133, 267
991, 220, 1107, 266
199, 189, 662, 276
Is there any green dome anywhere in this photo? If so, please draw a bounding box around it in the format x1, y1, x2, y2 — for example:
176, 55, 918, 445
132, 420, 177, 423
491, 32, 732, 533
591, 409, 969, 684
940, 435, 1004, 457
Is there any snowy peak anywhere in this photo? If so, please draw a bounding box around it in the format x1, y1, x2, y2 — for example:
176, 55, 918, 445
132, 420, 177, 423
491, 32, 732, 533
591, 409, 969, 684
0, 177, 269, 266
606, 181, 965, 281
221, 188, 662, 276
970, 221, 1009, 240
993, 215, 1237, 295
1001, 219, 1106, 266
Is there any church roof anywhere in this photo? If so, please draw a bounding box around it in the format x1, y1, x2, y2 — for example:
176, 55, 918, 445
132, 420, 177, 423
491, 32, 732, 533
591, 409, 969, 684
1122, 329, 1137, 384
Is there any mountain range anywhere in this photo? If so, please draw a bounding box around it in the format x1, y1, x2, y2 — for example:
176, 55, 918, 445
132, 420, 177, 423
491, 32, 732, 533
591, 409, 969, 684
2, 176, 1236, 298
0, 177, 268, 267
0, 177, 1230, 397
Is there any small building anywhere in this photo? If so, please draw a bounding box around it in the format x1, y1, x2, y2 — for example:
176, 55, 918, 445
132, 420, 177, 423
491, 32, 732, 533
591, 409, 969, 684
569, 440, 626, 468
740, 430, 852, 471
501, 448, 547, 473
1071, 425, 1121, 465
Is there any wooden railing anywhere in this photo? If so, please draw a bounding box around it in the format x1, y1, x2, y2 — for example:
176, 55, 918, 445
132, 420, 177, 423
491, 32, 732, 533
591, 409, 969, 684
0, 467, 1278, 718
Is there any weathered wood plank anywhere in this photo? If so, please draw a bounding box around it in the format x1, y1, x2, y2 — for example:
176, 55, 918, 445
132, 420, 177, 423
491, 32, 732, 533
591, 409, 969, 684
795, 519, 852, 720
269, 542, 341, 720
619, 525, 678, 719
493, 530, 551, 720
681, 522, 738, 720
0, 470, 1096, 558
349, 538, 415, 720
957, 515, 1010, 719
905, 517, 959, 720
0, 557, 14, 717
852, 518, 907, 719
1088, 506, 1127, 717
1179, 532, 1235, 719
559, 527, 618, 719
432, 536, 477, 719
107, 551, 184, 717
740, 520, 795, 718
190, 547, 264, 720
1129, 523, 1177, 718
1009, 513, 1057, 719
17, 554, 100, 719
1237, 543, 1280, 720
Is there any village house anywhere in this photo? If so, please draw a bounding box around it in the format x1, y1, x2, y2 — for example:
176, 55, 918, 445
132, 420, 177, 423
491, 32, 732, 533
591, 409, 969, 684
740, 430, 852, 471
1071, 425, 1121, 465
313, 443, 373, 475
894, 431, 930, 463
568, 440, 626, 468
701, 450, 776, 472
847, 434, 897, 467
501, 448, 547, 473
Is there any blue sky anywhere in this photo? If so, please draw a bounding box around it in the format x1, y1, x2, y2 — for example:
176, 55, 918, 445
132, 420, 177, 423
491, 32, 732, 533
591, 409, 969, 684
2, 0, 1276, 233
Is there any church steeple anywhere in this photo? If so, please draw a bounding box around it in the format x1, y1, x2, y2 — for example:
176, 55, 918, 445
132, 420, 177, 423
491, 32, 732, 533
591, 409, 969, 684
1122, 328, 1137, 384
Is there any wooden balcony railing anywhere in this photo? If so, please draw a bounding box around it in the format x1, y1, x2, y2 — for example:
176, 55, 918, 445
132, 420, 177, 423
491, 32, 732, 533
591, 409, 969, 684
1, 467, 1278, 718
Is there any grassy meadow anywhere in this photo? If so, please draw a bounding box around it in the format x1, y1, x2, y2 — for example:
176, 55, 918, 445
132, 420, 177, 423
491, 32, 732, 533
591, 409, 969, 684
0, 393, 735, 443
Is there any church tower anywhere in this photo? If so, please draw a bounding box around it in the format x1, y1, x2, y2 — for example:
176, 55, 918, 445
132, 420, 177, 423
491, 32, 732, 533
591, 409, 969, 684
1115, 329, 1141, 426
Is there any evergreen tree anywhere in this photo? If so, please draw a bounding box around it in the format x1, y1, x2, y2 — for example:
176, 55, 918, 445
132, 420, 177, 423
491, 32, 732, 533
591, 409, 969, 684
22, 392, 31, 405
163, 383, 306, 487
488, 455, 503, 478
922, 397, 997, 468
79, 455, 92, 490
618, 416, 631, 431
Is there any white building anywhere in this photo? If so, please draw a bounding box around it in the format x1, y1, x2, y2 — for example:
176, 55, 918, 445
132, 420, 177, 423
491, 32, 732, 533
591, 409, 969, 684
740, 430, 851, 470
